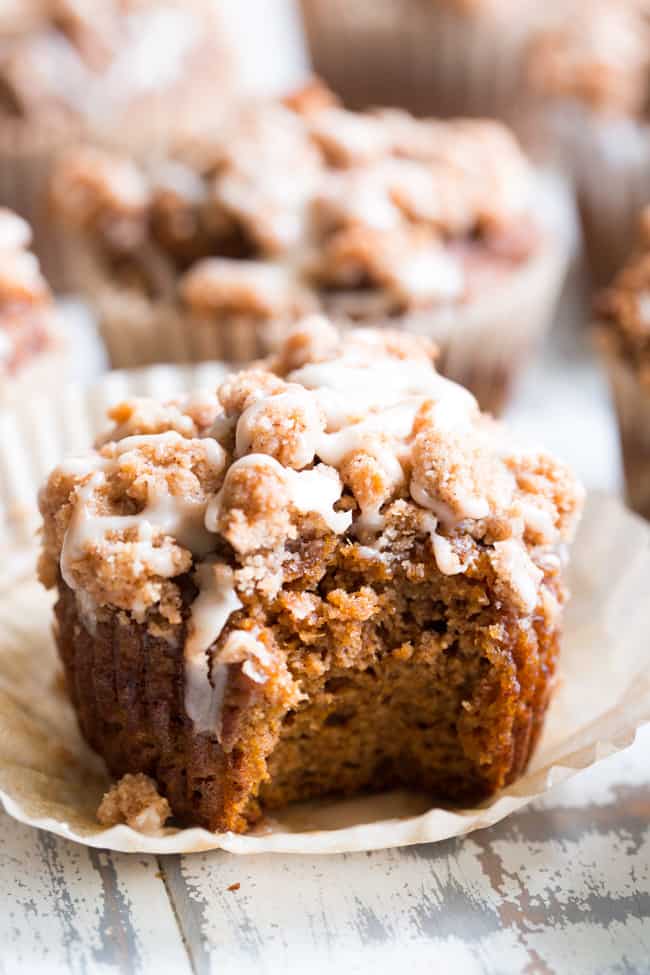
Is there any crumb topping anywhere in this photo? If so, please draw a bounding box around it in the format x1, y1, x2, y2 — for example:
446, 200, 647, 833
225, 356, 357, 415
50, 82, 541, 321
97, 772, 171, 833
527, 1, 650, 117
39, 317, 584, 734
0, 208, 57, 376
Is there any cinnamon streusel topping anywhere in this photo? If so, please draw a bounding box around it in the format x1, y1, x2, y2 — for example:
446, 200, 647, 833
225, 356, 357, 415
39, 317, 584, 736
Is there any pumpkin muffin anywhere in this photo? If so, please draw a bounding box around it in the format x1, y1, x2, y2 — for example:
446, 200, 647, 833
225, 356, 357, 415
0, 207, 64, 404
525, 0, 650, 283
38, 317, 584, 833
49, 82, 572, 414
596, 210, 650, 518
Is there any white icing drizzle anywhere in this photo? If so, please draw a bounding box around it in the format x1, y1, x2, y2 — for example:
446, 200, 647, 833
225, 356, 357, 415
184, 562, 242, 732
205, 454, 352, 536
60, 431, 223, 598
391, 245, 464, 304
235, 387, 324, 468
490, 539, 543, 613
419, 512, 471, 577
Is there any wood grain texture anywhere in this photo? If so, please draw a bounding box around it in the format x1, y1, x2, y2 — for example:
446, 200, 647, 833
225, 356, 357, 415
4, 733, 649, 974
154, 731, 650, 975
0, 818, 191, 975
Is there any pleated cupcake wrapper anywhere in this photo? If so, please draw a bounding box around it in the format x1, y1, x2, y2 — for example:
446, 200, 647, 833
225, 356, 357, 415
0, 364, 649, 853
301, 0, 544, 119
600, 348, 650, 520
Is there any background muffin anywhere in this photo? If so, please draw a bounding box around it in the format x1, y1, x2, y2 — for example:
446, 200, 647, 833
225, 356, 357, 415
596, 209, 650, 519
525, 0, 650, 284
49, 83, 573, 415
0, 0, 308, 288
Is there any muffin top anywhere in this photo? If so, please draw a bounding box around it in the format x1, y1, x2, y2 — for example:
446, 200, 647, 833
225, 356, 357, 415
0, 0, 224, 135
0, 207, 57, 376
39, 317, 584, 648
596, 207, 650, 383
49, 81, 543, 322
527, 0, 650, 117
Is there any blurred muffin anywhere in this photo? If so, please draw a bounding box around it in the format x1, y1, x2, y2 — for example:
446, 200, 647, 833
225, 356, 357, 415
0, 0, 307, 288
526, 0, 650, 283
0, 207, 65, 405
596, 209, 650, 518
49, 83, 572, 415
300, 0, 552, 120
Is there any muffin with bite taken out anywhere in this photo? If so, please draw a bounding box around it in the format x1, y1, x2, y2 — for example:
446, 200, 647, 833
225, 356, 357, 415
39, 317, 584, 833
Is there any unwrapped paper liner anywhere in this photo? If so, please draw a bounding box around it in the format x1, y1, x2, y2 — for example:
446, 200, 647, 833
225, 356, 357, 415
0, 365, 648, 854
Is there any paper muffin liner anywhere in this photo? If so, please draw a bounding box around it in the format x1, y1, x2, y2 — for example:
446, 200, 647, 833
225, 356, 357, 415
300, 0, 540, 120
0, 363, 649, 853
600, 347, 650, 520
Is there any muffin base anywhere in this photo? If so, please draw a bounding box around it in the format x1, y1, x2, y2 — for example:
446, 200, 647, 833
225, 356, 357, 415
601, 349, 650, 520
54, 544, 562, 833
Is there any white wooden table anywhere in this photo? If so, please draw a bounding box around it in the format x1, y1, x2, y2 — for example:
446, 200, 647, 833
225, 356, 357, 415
2, 278, 649, 974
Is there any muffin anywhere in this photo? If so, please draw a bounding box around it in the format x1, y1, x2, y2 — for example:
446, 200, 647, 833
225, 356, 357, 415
525, 0, 650, 284
596, 212, 650, 518
38, 318, 584, 834
49, 83, 572, 415
300, 0, 552, 120
0, 0, 307, 287
0, 207, 64, 404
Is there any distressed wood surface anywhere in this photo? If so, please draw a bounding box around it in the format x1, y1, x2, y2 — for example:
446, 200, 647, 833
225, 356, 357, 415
2, 281, 648, 973
1, 728, 648, 975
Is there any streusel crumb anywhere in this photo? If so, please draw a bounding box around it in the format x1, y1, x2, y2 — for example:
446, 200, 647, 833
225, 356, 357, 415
97, 774, 171, 833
